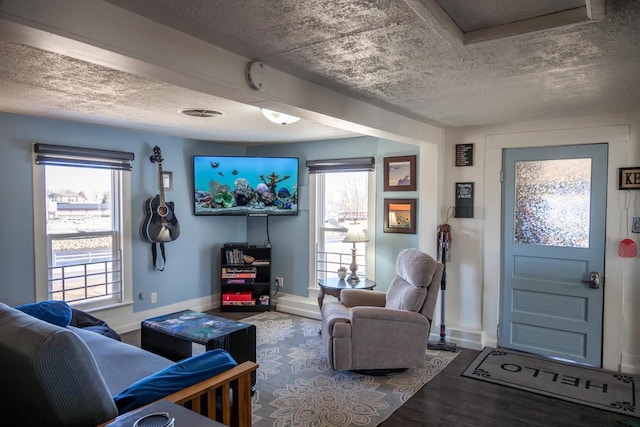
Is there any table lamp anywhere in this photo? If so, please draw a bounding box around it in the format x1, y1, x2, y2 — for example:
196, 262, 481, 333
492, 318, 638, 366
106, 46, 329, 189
342, 222, 368, 282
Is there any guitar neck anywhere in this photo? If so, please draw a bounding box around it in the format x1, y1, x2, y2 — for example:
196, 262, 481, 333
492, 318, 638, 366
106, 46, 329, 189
157, 161, 166, 206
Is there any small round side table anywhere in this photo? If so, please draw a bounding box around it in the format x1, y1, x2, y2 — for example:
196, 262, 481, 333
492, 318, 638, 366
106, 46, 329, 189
317, 277, 376, 309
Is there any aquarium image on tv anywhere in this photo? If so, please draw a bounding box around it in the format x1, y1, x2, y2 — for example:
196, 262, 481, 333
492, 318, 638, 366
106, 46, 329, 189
194, 156, 299, 216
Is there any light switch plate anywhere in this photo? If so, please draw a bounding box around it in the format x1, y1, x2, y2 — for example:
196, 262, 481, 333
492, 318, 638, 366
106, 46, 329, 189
632, 217, 640, 233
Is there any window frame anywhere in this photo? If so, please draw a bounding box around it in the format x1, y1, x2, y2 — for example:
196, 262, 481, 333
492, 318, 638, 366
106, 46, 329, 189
308, 170, 376, 288
33, 156, 133, 311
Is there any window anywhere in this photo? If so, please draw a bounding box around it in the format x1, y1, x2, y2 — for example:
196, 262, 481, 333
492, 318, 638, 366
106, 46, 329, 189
313, 171, 375, 282
45, 166, 123, 305
33, 144, 133, 309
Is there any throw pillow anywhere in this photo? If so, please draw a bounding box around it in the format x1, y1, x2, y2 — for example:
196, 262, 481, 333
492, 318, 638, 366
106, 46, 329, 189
14, 300, 72, 327
114, 349, 238, 414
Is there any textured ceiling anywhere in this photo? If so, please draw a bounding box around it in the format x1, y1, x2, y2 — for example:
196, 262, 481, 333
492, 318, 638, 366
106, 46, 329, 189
1, 0, 639, 143
0, 39, 357, 143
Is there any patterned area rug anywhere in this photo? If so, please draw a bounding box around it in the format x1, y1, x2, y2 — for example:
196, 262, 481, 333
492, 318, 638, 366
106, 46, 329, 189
462, 347, 638, 418
243, 311, 458, 427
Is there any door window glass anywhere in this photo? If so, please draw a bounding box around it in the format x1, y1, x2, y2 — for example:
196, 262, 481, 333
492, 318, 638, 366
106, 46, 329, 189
514, 158, 591, 248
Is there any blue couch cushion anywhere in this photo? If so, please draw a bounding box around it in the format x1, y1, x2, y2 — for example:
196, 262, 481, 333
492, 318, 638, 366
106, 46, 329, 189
14, 300, 72, 327
113, 349, 238, 413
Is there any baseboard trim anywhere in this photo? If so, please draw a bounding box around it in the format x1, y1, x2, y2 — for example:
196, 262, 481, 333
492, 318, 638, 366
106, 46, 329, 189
276, 294, 321, 320
429, 325, 485, 350
621, 352, 640, 374
94, 293, 640, 373
96, 295, 219, 334
103, 293, 489, 353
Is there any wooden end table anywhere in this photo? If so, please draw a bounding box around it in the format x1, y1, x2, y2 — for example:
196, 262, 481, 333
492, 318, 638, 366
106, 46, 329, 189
105, 399, 225, 426
317, 277, 376, 308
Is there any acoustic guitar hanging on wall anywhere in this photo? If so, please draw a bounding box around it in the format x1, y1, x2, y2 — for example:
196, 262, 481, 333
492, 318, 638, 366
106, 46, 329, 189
142, 146, 180, 270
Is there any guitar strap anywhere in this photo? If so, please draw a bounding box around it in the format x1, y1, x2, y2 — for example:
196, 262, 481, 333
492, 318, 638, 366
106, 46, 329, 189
151, 243, 166, 271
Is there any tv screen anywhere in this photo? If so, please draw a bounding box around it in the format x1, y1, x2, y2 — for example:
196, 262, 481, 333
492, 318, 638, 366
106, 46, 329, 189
194, 156, 299, 216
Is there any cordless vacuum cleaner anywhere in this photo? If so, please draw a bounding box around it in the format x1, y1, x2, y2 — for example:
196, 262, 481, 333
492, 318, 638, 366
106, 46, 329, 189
427, 224, 457, 352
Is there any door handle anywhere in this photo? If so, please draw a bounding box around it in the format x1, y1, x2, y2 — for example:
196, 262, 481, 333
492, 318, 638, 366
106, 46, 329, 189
581, 271, 600, 289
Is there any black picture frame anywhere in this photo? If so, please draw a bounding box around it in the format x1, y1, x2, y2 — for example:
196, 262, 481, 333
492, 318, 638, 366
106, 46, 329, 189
455, 144, 474, 167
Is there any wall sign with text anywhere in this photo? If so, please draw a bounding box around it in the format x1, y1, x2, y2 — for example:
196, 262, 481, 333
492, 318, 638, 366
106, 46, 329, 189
455, 182, 474, 218
455, 144, 474, 167
619, 167, 640, 190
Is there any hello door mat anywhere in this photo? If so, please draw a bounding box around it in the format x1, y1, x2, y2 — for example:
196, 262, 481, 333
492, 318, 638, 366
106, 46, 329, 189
462, 347, 637, 418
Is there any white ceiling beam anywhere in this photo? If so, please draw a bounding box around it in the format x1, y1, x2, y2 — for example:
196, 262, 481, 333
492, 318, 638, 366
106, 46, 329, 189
586, 0, 606, 20
406, 1, 597, 47
0, 0, 442, 146
404, 0, 464, 48
465, 7, 588, 45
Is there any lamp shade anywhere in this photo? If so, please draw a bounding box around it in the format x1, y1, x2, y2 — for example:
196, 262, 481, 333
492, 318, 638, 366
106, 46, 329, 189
343, 222, 368, 243
261, 108, 300, 125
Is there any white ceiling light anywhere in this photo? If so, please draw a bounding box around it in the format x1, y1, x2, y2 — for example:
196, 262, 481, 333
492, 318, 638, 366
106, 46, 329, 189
261, 108, 301, 125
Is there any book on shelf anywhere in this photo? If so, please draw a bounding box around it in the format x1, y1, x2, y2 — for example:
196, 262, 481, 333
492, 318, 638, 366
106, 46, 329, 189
224, 248, 248, 265
222, 291, 253, 302
251, 259, 270, 265
222, 300, 256, 306
222, 267, 257, 273
222, 274, 256, 279
222, 272, 256, 279
225, 278, 254, 285
221, 267, 256, 279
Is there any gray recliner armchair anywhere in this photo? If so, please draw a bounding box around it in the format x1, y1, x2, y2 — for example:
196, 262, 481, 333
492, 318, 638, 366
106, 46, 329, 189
321, 248, 444, 371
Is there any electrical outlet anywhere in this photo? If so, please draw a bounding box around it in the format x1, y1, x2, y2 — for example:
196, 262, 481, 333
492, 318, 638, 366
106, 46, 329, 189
275, 277, 284, 287
151, 292, 158, 304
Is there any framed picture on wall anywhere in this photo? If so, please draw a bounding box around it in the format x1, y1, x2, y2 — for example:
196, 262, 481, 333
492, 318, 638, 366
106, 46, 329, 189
384, 155, 416, 191
162, 171, 173, 191
383, 198, 416, 234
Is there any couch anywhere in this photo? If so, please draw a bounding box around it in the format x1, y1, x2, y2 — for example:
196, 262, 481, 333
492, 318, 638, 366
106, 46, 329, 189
321, 248, 444, 371
0, 302, 257, 427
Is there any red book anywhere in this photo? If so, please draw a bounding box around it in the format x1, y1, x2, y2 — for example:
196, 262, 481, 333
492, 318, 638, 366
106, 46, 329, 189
222, 291, 253, 302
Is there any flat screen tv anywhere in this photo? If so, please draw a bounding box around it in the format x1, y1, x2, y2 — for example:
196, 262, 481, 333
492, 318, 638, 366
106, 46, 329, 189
193, 156, 299, 216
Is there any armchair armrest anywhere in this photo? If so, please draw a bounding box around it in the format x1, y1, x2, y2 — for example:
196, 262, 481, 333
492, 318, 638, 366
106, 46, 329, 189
350, 306, 429, 325
340, 289, 386, 307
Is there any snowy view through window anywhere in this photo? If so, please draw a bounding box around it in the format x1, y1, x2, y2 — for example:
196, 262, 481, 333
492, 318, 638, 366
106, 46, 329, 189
317, 171, 368, 280
45, 166, 121, 304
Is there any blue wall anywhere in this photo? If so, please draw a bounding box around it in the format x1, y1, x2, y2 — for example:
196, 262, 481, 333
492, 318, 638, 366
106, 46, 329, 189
0, 112, 418, 310
0, 113, 246, 309
248, 136, 419, 295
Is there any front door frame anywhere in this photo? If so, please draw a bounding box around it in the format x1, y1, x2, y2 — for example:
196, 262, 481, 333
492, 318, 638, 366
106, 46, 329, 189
499, 144, 607, 366
482, 124, 628, 371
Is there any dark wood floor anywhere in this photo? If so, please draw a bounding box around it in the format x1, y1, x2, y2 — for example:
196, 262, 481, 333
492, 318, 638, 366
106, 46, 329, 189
380, 348, 639, 427
122, 310, 639, 427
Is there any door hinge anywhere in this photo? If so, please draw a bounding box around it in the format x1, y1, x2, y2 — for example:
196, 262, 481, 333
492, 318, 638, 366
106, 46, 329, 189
500, 170, 504, 183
